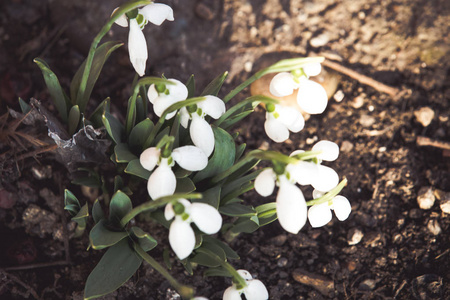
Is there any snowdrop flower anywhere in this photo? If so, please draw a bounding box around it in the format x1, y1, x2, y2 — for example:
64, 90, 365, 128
140, 145, 207, 199
165, 199, 222, 260
269, 63, 328, 114
179, 96, 226, 156
147, 79, 188, 119
308, 194, 351, 228
264, 103, 305, 142
223, 269, 269, 300
254, 167, 307, 234
113, 3, 174, 76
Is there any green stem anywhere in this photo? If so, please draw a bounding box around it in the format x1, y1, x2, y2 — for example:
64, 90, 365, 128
306, 178, 348, 206
76, 0, 152, 112
134, 244, 194, 299
120, 193, 202, 227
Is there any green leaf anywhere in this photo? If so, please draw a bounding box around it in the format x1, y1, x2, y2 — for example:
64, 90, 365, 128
224, 159, 259, 184
221, 181, 253, 205
200, 71, 228, 96
102, 111, 124, 144
84, 239, 142, 299
92, 199, 104, 224
130, 227, 157, 252
70, 41, 123, 111
195, 185, 221, 209
182, 259, 193, 275
89, 98, 110, 128
109, 190, 132, 226
202, 236, 239, 260
175, 177, 196, 194
34, 58, 69, 122
18, 98, 31, 114
193, 127, 236, 183
256, 202, 278, 226
135, 95, 146, 125
64, 189, 80, 216
231, 215, 260, 233
186, 75, 195, 98
129, 118, 154, 150
72, 176, 101, 188
72, 203, 89, 223
204, 267, 232, 278
68, 105, 80, 135
219, 203, 256, 217
235, 143, 246, 162
89, 219, 128, 250
222, 171, 260, 199
114, 143, 138, 163
220, 110, 253, 130
125, 159, 151, 180
191, 241, 226, 267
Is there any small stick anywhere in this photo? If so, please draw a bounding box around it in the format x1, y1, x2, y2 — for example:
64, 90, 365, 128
2, 260, 69, 272
0, 269, 40, 299
15, 144, 58, 161
416, 136, 450, 151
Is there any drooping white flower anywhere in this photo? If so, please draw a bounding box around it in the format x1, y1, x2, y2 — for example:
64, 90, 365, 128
147, 79, 188, 119
254, 168, 307, 234
308, 195, 351, 228
179, 96, 226, 156
140, 145, 207, 199
223, 270, 269, 300
165, 199, 222, 260
113, 3, 174, 76
269, 63, 328, 114
264, 104, 305, 143
311, 140, 339, 161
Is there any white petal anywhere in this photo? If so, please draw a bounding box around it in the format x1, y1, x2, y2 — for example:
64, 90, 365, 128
128, 19, 147, 77
264, 113, 289, 143
312, 140, 339, 161
112, 7, 128, 27
254, 168, 276, 197
332, 195, 351, 221
164, 203, 175, 220
198, 96, 226, 119
276, 177, 307, 234
223, 286, 242, 300
172, 146, 208, 171
277, 105, 305, 133
147, 84, 158, 104
308, 202, 332, 228
289, 149, 305, 157
311, 165, 339, 192
269, 72, 296, 97
153, 95, 180, 119
139, 147, 160, 171
297, 79, 328, 114
244, 279, 269, 300
147, 165, 176, 199
193, 297, 209, 300
237, 270, 253, 280
312, 189, 325, 199
179, 107, 190, 128
190, 116, 215, 157
286, 161, 319, 186
190, 203, 222, 234
167, 79, 188, 101
168, 218, 195, 260
140, 3, 174, 26
303, 63, 322, 77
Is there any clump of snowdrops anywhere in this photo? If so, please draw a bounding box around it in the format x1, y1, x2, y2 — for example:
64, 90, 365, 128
29, 1, 351, 299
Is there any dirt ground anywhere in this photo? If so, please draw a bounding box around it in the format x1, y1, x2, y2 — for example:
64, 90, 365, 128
0, 0, 449, 299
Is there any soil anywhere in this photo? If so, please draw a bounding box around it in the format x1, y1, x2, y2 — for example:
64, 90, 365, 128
1, 0, 449, 299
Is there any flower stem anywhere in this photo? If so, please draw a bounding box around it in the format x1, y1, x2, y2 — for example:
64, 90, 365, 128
134, 244, 194, 299
306, 178, 348, 206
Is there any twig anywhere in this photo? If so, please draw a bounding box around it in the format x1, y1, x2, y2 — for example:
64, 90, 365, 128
15, 144, 58, 161
2, 260, 69, 272
0, 269, 40, 299
416, 136, 450, 151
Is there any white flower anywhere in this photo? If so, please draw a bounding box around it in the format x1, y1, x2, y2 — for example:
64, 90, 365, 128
264, 104, 305, 142
140, 145, 207, 199
165, 199, 222, 260
113, 3, 174, 76
269, 63, 328, 114
308, 195, 351, 228
223, 270, 269, 300
179, 96, 226, 156
254, 168, 307, 234
311, 140, 339, 161
147, 79, 188, 119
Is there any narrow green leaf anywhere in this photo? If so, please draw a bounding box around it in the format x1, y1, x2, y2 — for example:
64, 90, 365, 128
256, 202, 278, 226
235, 143, 246, 162
202, 236, 239, 260
219, 110, 253, 130
92, 199, 104, 224
130, 227, 157, 252
64, 189, 80, 211
186, 75, 195, 98
200, 71, 228, 96
204, 267, 232, 278
114, 143, 138, 163
195, 185, 221, 209
89, 98, 110, 128
129, 118, 154, 150
89, 219, 128, 249
68, 105, 80, 135
102, 111, 124, 144
72, 203, 89, 222
70, 41, 123, 111
34, 58, 69, 122
18, 98, 31, 114
231, 216, 260, 233
191, 241, 226, 267
109, 190, 132, 226
125, 159, 151, 180
175, 177, 196, 194
84, 239, 142, 299
219, 203, 256, 217
71, 176, 101, 188
135, 95, 146, 125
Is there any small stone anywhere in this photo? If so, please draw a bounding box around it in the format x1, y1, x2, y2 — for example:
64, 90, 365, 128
269, 234, 287, 246
195, 3, 215, 21
347, 228, 364, 245
310, 33, 329, 47
277, 257, 288, 267
244, 61, 253, 72
417, 186, 435, 209
340, 141, 354, 153
359, 279, 377, 291
388, 249, 398, 259
359, 114, 376, 127
409, 208, 423, 219
439, 193, 450, 214
293, 269, 334, 296
31, 165, 52, 180
414, 107, 435, 127
333, 90, 344, 102
351, 95, 365, 108
427, 219, 441, 236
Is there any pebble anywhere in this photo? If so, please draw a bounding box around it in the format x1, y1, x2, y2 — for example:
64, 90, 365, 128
31, 165, 52, 180
427, 219, 441, 236
195, 2, 215, 21
310, 33, 330, 47
340, 140, 354, 153
277, 257, 288, 267
333, 90, 344, 102
351, 94, 365, 108
439, 193, 450, 214
417, 186, 435, 209
359, 114, 376, 127
269, 234, 287, 246
292, 269, 334, 296
359, 279, 377, 291
347, 228, 364, 245
414, 107, 435, 127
